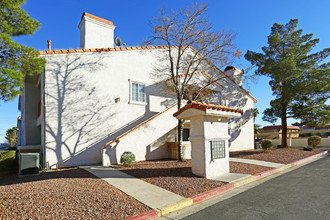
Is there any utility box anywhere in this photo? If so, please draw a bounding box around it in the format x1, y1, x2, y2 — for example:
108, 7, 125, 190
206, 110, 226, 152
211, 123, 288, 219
19, 153, 40, 176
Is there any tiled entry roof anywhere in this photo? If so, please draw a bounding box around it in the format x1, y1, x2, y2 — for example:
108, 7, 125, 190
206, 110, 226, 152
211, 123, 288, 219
173, 100, 243, 117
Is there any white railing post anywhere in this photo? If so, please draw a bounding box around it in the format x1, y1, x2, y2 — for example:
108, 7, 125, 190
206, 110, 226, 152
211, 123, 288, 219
289, 133, 292, 146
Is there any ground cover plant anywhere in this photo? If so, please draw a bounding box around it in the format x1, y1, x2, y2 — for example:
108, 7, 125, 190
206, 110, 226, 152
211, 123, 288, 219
0, 150, 16, 174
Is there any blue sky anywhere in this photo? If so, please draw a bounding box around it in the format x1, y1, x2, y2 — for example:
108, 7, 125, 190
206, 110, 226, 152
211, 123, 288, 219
0, 0, 329, 142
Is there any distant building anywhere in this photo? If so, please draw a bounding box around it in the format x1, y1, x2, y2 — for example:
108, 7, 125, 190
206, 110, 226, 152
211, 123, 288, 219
261, 125, 300, 139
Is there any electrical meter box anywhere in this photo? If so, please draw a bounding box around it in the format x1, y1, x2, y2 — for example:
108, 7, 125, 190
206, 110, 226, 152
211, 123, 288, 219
19, 153, 40, 176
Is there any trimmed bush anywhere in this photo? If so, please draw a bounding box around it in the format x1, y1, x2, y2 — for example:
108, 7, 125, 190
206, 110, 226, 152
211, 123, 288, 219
261, 140, 273, 151
303, 147, 314, 151
120, 152, 136, 167
308, 136, 321, 148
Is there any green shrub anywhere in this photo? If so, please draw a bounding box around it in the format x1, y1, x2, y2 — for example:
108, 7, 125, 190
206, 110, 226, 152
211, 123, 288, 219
308, 136, 321, 148
261, 140, 273, 151
303, 147, 314, 151
0, 150, 16, 173
277, 144, 284, 148
120, 152, 136, 167
7, 146, 17, 151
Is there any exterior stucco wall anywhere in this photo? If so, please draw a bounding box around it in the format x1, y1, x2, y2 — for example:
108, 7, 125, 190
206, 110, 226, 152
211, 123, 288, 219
43, 49, 176, 168
41, 48, 255, 168
220, 78, 255, 151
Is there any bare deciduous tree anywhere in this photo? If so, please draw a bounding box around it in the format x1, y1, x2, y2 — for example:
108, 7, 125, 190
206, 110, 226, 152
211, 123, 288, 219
144, 3, 238, 161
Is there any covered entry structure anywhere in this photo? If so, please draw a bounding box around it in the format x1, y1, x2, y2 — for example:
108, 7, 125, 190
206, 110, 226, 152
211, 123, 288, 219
174, 100, 243, 179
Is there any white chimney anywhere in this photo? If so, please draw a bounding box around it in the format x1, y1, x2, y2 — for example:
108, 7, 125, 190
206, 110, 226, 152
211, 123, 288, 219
78, 12, 116, 49
224, 66, 243, 86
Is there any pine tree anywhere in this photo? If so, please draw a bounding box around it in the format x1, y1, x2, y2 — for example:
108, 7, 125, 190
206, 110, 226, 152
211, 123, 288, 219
0, 0, 45, 101
245, 19, 330, 147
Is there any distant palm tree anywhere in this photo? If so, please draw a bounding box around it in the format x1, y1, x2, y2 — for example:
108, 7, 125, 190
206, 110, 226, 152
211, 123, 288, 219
253, 108, 259, 119
5, 127, 17, 147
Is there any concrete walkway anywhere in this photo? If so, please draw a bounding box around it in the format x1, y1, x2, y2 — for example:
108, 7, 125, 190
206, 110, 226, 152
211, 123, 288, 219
230, 157, 284, 168
81, 158, 284, 208
81, 166, 184, 209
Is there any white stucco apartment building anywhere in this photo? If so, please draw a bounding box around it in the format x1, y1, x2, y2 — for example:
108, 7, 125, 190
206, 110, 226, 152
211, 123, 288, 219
18, 13, 257, 169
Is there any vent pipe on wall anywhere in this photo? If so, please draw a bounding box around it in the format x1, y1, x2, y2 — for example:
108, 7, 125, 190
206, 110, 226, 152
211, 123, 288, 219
47, 40, 51, 51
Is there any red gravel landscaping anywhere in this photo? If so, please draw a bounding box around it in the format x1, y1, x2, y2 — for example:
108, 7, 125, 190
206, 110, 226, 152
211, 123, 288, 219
230, 148, 326, 164
1, 148, 325, 219
0, 168, 150, 219
114, 159, 272, 197
230, 162, 273, 175
114, 160, 225, 198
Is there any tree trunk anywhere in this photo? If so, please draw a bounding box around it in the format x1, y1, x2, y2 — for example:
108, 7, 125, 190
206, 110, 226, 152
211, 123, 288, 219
177, 119, 184, 161
281, 103, 288, 148
176, 97, 184, 162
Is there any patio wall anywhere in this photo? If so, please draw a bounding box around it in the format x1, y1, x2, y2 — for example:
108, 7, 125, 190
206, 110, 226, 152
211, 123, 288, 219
272, 137, 330, 147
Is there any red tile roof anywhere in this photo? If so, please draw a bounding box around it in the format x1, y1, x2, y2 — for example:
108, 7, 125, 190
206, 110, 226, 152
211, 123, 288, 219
173, 100, 243, 117
39, 46, 172, 55
83, 12, 114, 25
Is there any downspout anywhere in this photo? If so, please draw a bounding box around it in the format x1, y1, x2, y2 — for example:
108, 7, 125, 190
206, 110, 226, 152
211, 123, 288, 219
42, 69, 47, 169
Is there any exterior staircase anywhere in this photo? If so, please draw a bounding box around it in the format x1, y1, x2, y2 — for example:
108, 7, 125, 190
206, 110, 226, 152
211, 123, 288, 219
102, 104, 178, 166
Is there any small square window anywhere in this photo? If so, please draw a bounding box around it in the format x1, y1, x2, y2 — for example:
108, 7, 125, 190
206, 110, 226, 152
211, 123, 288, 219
130, 81, 146, 103
210, 140, 225, 160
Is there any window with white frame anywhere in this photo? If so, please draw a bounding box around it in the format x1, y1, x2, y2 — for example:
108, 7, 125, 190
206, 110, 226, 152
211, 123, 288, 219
130, 81, 146, 103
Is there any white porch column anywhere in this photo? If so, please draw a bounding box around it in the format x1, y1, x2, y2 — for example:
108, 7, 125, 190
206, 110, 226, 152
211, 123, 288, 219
189, 115, 231, 178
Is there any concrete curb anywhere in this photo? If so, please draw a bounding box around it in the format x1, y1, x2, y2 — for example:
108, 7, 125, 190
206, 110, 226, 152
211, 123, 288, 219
125, 210, 160, 220
190, 183, 234, 203
289, 150, 329, 166
156, 198, 193, 216
126, 150, 329, 220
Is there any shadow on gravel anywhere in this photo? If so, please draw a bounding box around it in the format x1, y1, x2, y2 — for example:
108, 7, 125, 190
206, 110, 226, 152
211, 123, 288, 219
113, 159, 203, 179
0, 168, 97, 187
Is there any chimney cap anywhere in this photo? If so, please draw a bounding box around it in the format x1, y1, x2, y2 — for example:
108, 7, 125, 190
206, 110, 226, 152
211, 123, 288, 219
81, 12, 114, 26
224, 66, 235, 72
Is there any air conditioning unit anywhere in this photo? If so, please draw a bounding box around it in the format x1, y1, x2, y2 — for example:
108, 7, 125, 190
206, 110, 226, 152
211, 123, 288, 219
19, 153, 40, 176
